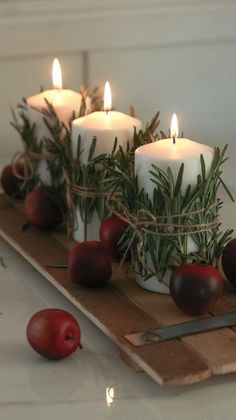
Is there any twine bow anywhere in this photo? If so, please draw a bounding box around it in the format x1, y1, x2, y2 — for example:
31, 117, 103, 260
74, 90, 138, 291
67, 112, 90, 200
106, 195, 219, 271
106, 195, 160, 270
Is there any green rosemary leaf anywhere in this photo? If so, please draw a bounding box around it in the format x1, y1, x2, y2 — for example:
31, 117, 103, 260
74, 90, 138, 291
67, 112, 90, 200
200, 154, 206, 181
166, 167, 175, 198
111, 137, 118, 155
219, 177, 235, 202
220, 144, 228, 160
174, 163, 184, 196
76, 135, 82, 160
88, 137, 97, 161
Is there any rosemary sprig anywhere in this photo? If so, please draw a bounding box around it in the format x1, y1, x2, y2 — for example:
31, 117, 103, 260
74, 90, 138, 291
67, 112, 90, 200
10, 98, 42, 196
104, 140, 234, 280
44, 104, 160, 239
44, 103, 117, 236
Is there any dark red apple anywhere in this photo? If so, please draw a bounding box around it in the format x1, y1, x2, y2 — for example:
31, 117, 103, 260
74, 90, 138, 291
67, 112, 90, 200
1, 163, 24, 197
26, 308, 81, 360
170, 263, 224, 315
222, 238, 236, 288
99, 215, 127, 260
25, 186, 62, 229
68, 241, 112, 287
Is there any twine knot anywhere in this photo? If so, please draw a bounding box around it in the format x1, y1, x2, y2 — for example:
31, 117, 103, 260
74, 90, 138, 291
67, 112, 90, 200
106, 195, 219, 270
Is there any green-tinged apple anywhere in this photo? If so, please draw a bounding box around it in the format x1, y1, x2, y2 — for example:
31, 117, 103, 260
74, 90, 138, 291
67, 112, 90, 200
68, 241, 112, 287
170, 263, 224, 315
26, 309, 81, 360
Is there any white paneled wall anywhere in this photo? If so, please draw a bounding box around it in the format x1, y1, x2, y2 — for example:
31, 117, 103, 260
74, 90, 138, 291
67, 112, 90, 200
0, 0, 236, 184
90, 42, 236, 182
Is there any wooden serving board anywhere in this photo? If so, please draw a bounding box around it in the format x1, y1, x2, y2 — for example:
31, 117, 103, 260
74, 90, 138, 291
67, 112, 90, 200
1, 194, 236, 386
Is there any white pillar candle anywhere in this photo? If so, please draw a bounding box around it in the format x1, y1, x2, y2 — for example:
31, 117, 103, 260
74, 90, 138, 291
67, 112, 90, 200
27, 58, 89, 184
135, 114, 214, 196
72, 81, 142, 165
136, 140, 214, 196
135, 113, 214, 294
71, 81, 142, 242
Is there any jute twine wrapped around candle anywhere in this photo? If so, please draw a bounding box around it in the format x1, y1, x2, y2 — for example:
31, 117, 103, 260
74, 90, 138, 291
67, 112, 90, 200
63, 168, 121, 237
106, 195, 219, 270
11, 149, 54, 183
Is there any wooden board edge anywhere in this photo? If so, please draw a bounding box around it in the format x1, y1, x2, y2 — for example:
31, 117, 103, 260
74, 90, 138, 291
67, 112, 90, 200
118, 339, 211, 387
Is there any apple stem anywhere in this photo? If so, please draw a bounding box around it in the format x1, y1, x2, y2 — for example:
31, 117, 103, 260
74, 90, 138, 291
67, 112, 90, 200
21, 221, 30, 231
79, 342, 83, 349
65, 334, 72, 340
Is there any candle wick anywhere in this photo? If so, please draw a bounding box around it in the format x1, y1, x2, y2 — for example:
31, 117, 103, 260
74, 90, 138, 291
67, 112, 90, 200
172, 136, 176, 144
105, 110, 109, 115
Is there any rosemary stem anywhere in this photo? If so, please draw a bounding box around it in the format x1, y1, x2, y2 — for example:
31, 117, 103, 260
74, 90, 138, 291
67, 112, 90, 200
84, 197, 88, 241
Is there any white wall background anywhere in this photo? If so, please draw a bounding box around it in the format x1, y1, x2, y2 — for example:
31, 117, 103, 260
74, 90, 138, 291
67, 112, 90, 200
0, 0, 236, 184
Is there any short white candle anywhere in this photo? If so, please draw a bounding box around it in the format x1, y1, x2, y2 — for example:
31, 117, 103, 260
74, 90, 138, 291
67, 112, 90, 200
27, 58, 89, 184
135, 114, 214, 196
71, 81, 142, 242
134, 113, 214, 294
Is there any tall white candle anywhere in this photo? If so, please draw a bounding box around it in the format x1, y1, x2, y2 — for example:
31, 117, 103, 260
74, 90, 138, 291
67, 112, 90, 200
71, 81, 142, 242
27, 59, 89, 184
135, 113, 214, 294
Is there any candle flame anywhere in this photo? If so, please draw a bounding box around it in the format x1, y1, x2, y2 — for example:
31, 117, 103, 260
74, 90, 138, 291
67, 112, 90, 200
106, 387, 115, 407
171, 113, 179, 139
52, 58, 62, 90
104, 81, 112, 112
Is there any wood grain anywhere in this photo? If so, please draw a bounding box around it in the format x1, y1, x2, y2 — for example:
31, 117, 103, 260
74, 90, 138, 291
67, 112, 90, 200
112, 266, 236, 375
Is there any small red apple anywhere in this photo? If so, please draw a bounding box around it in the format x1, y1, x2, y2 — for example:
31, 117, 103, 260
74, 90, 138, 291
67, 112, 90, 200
222, 238, 236, 288
26, 308, 81, 360
68, 241, 112, 287
170, 263, 224, 315
1, 164, 24, 197
24, 186, 62, 229
99, 215, 127, 260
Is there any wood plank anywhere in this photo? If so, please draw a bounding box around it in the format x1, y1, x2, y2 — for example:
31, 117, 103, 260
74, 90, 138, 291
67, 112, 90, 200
113, 265, 236, 375
0, 195, 210, 386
